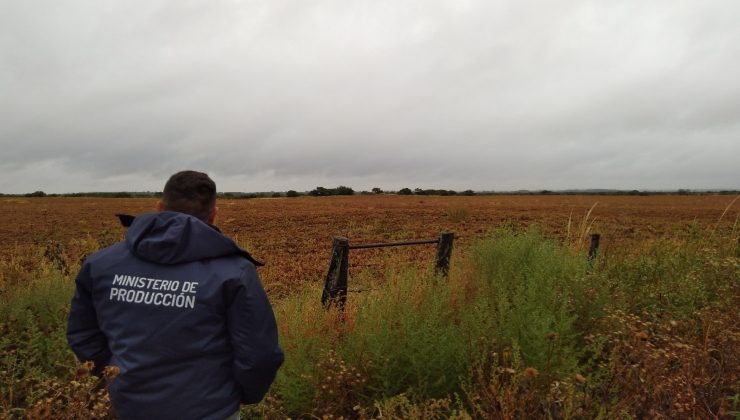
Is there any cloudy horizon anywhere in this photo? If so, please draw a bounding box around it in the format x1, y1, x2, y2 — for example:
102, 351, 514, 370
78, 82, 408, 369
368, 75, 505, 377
2, 1, 739, 194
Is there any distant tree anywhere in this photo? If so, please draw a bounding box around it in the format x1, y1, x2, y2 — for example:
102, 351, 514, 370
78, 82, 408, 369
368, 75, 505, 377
462, 189, 475, 196
26, 191, 46, 197
335, 186, 354, 196
677, 189, 691, 195
309, 186, 354, 196
309, 187, 330, 196
398, 188, 413, 195
271, 192, 282, 198
372, 187, 383, 194
286, 190, 299, 197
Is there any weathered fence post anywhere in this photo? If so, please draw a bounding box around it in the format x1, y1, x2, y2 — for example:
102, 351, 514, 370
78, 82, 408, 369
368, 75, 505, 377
588, 233, 601, 260
435, 232, 454, 277
321, 236, 349, 308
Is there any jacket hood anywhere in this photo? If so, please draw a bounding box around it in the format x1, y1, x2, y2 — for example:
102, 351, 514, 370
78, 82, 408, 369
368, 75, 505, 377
125, 211, 262, 266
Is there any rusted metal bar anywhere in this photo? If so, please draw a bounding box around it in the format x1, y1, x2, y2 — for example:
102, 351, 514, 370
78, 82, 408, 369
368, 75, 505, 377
349, 239, 438, 249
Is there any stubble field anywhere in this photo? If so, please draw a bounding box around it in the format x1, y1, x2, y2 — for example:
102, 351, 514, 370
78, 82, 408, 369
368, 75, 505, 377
0, 194, 736, 290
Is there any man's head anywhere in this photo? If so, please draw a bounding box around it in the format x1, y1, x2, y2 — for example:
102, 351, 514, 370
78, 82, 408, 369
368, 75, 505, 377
158, 170, 217, 223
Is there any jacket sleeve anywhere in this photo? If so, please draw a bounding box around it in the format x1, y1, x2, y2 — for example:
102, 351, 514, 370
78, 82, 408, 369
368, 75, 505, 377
67, 261, 111, 375
225, 264, 285, 404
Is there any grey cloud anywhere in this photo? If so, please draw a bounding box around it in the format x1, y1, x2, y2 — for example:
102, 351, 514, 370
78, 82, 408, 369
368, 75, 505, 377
1, 0, 739, 193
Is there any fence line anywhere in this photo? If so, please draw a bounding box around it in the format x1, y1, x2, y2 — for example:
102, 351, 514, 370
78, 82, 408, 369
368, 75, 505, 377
321, 232, 454, 309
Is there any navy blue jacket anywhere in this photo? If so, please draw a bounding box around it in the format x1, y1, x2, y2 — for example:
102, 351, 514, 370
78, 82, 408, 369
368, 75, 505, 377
67, 211, 284, 420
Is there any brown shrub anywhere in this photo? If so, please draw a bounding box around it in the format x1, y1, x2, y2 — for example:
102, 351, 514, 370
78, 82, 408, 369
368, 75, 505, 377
592, 307, 739, 419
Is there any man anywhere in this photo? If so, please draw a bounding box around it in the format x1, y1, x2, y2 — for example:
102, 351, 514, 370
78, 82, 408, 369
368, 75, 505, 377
67, 170, 284, 420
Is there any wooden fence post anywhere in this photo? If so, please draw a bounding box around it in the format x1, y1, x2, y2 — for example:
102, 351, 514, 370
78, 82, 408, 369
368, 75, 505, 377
321, 236, 349, 308
435, 232, 454, 277
588, 233, 601, 260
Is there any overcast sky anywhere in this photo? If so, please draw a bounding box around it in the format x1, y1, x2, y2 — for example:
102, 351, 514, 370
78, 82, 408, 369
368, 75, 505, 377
1, 1, 738, 193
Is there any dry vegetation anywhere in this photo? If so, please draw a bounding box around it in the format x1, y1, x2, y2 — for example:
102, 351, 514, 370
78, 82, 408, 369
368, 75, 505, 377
1, 194, 738, 419
1, 194, 736, 291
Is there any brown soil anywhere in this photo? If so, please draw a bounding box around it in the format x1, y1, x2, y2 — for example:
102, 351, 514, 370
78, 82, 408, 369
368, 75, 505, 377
1, 195, 737, 291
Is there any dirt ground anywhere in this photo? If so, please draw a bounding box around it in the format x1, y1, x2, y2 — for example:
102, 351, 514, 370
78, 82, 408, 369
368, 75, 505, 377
1, 194, 737, 291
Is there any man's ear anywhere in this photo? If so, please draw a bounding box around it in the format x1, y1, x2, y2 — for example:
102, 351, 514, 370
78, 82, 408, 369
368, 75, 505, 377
207, 206, 218, 224
156, 201, 165, 212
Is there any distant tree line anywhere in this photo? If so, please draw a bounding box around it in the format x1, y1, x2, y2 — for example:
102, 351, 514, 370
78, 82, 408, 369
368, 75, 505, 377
405, 188, 475, 196
0, 191, 161, 198
2, 188, 738, 198
308, 186, 355, 196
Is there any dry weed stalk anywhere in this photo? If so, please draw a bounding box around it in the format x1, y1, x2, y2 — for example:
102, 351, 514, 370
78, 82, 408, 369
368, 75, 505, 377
577, 203, 598, 251
594, 308, 739, 419
709, 195, 739, 240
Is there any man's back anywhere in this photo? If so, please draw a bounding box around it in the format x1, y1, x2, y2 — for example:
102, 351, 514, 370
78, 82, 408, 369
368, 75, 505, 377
67, 211, 284, 420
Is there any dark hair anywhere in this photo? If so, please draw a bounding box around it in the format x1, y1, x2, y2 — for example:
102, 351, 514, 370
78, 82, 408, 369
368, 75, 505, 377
162, 171, 216, 222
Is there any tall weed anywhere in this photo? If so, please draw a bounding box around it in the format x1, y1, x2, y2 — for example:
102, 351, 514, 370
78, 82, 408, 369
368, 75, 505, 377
0, 269, 76, 412
604, 236, 738, 317
470, 226, 602, 377
341, 268, 490, 400
267, 286, 343, 415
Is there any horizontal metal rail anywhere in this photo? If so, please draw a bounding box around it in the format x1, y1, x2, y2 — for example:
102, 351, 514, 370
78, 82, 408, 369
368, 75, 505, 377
348, 239, 439, 249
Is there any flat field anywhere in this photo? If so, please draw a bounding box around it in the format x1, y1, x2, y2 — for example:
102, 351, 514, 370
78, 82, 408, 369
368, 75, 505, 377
1, 194, 738, 418
1, 194, 736, 291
